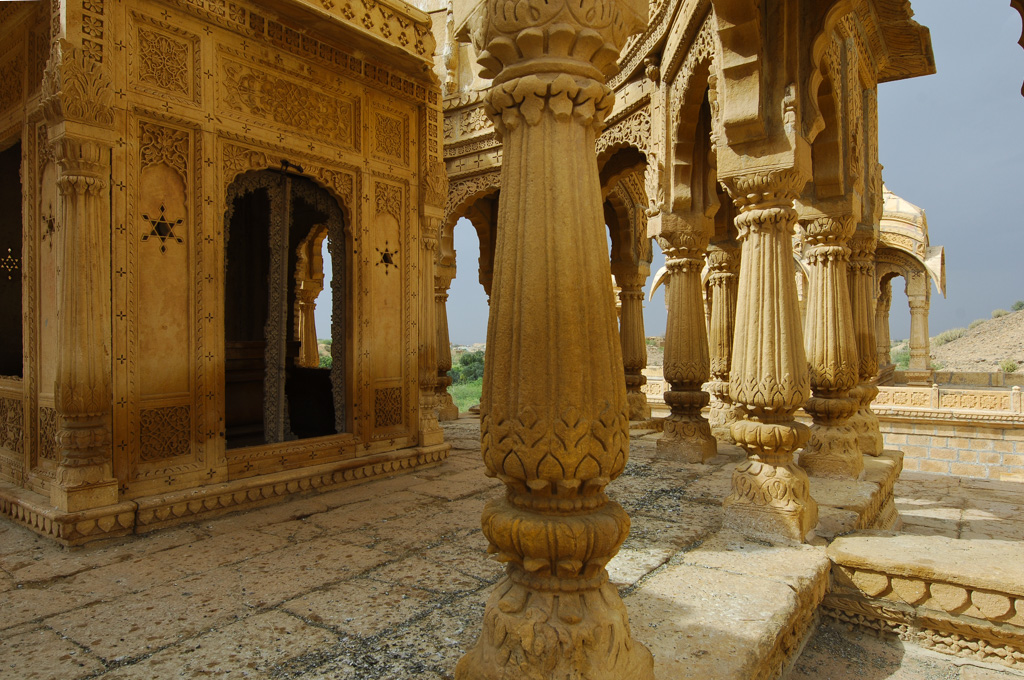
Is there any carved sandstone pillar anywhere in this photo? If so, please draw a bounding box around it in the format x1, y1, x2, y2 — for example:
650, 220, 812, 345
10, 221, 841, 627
655, 224, 716, 463
615, 268, 651, 421
435, 265, 460, 420
848, 231, 884, 455
418, 162, 447, 446
798, 215, 863, 479
721, 170, 818, 541
41, 41, 119, 511
295, 287, 321, 368
906, 288, 932, 385
453, 0, 653, 675
706, 242, 740, 441
875, 278, 894, 381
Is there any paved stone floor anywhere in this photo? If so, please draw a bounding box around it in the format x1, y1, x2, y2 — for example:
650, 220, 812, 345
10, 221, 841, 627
0, 417, 1021, 679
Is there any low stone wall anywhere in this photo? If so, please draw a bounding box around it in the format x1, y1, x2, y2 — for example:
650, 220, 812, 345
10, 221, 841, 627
894, 370, 1024, 388
873, 385, 1024, 481
641, 369, 1024, 482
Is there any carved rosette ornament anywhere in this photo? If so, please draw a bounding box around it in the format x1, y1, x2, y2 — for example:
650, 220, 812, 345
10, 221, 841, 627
656, 224, 716, 463
848, 231, 884, 455
721, 169, 818, 541
614, 269, 651, 421
798, 215, 863, 479
706, 242, 741, 440
454, 0, 653, 676
41, 40, 119, 511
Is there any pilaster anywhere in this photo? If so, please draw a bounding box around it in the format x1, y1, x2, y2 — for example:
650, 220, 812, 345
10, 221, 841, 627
41, 39, 118, 512
418, 161, 447, 446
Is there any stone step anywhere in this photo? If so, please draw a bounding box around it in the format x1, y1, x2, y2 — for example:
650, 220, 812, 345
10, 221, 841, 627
825, 532, 1024, 671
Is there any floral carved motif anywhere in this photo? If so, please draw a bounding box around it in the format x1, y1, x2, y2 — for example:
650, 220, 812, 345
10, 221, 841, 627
373, 112, 407, 162
374, 387, 402, 428
221, 60, 355, 145
140, 406, 191, 461
137, 27, 190, 95
38, 407, 57, 461
0, 55, 24, 113
41, 39, 115, 128
139, 121, 189, 178
0, 398, 24, 455
375, 182, 402, 219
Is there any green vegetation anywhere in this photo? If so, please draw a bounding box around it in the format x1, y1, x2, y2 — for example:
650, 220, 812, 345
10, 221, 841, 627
890, 346, 910, 370
1013, 300, 1024, 312
992, 309, 1010, 319
449, 350, 484, 385
931, 360, 945, 371
449, 377, 483, 412
319, 355, 332, 369
1000, 359, 1019, 374
933, 327, 966, 347
969, 319, 985, 330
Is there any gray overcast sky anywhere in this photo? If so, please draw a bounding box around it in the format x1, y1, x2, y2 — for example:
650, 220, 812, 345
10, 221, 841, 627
320, 2, 1024, 345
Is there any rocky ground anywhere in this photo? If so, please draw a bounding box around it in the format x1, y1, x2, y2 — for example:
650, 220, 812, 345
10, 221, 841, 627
931, 310, 1024, 373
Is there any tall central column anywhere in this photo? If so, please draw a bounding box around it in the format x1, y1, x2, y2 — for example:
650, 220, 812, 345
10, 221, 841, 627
906, 288, 932, 385
875, 279, 894, 382
721, 170, 818, 541
798, 215, 863, 479
454, 0, 653, 675
656, 225, 716, 462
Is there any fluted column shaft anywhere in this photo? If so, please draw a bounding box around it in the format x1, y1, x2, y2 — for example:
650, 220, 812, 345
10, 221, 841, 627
799, 216, 863, 479
721, 170, 818, 541
706, 243, 740, 440
655, 227, 716, 463
848, 232, 884, 455
296, 287, 321, 368
454, 0, 651, 675
615, 270, 651, 421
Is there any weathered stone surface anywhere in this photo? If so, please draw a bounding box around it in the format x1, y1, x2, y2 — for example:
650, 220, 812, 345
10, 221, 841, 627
828, 532, 1024, 598
0, 626, 105, 679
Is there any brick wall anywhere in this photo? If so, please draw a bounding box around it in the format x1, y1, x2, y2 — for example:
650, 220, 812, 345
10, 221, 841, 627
878, 420, 1024, 481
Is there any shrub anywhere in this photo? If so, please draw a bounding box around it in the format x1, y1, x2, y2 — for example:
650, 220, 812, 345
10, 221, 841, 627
930, 360, 945, 371
992, 309, 1010, 319
1000, 359, 1019, 374
449, 350, 484, 385
1013, 300, 1024, 312
449, 377, 483, 412
319, 355, 332, 369
968, 319, 985, 330
890, 347, 910, 370
933, 327, 966, 346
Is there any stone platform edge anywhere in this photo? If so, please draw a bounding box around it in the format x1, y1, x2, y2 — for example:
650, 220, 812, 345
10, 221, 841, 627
823, 535, 1024, 670
0, 442, 450, 546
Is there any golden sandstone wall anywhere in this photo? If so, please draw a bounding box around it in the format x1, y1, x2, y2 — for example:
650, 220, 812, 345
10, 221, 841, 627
0, 0, 449, 544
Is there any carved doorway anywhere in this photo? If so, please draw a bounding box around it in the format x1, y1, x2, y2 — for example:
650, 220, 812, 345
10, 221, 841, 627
224, 171, 347, 449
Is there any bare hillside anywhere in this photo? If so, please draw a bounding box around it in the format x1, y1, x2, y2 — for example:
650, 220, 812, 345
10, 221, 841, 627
931, 309, 1024, 373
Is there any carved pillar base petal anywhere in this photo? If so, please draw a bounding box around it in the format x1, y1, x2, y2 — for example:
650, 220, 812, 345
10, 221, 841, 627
627, 390, 652, 422
657, 412, 716, 463
437, 384, 461, 421
455, 578, 654, 680
801, 395, 864, 479
725, 417, 817, 541
706, 379, 739, 443
850, 384, 884, 456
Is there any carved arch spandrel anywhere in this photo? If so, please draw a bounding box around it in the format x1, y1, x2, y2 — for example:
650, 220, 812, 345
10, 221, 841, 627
444, 171, 500, 236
